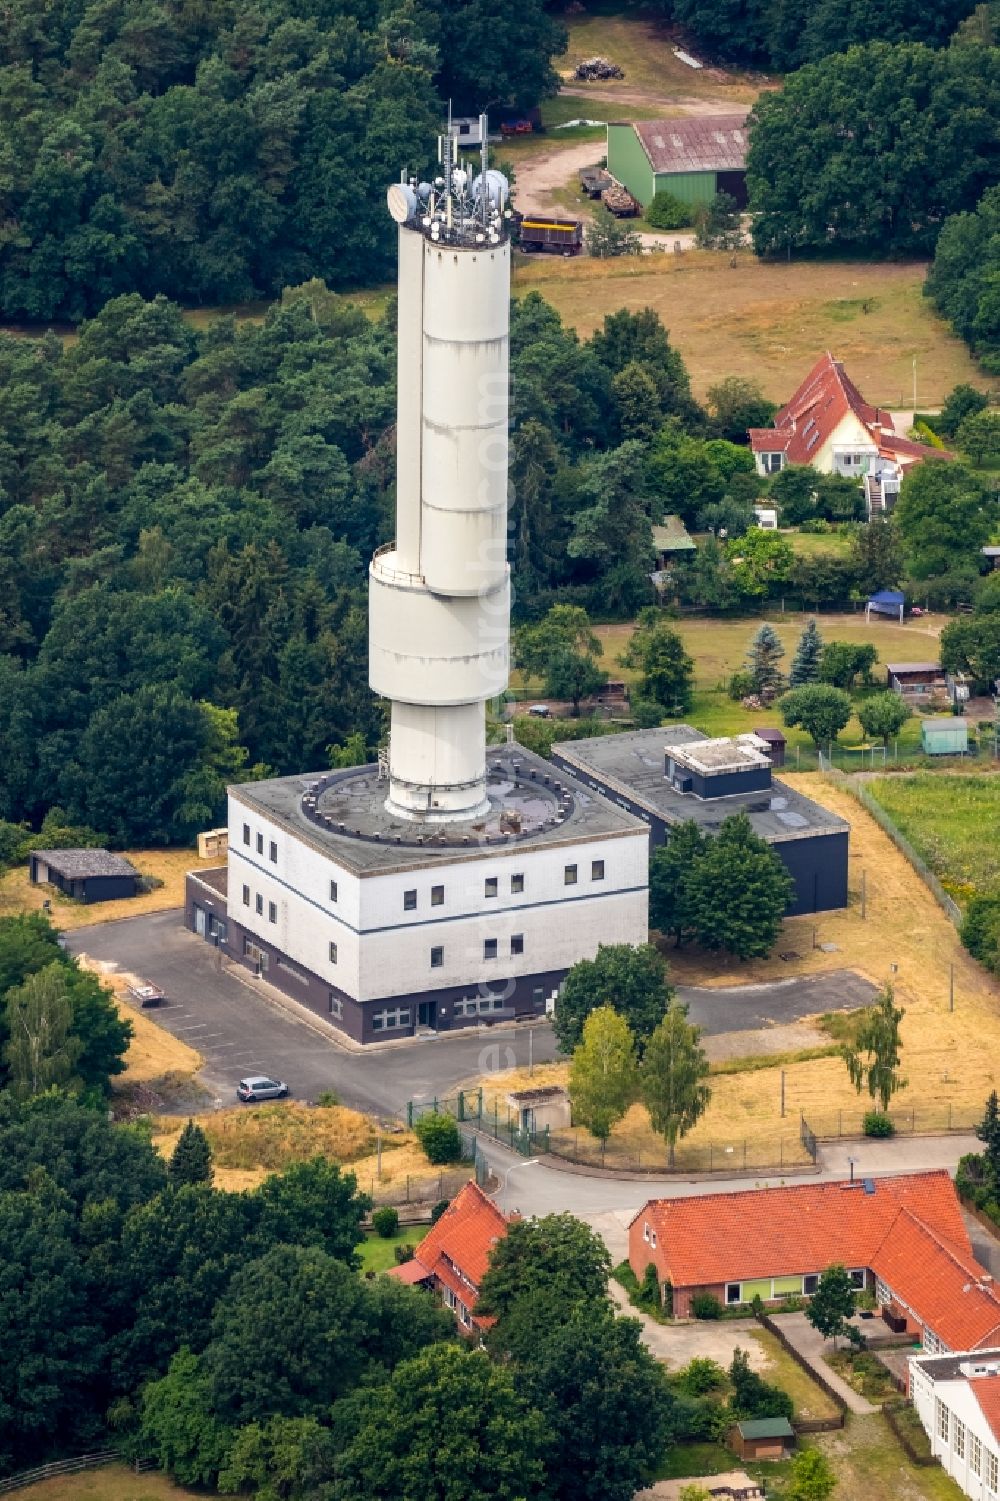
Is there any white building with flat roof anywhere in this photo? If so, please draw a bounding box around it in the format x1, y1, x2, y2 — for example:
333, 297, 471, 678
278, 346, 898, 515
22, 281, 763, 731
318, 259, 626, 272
911, 1351, 1000, 1499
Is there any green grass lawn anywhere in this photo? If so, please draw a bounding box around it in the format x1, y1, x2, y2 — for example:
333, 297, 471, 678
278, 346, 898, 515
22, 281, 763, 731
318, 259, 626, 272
865, 773, 1000, 901
357, 1227, 421, 1273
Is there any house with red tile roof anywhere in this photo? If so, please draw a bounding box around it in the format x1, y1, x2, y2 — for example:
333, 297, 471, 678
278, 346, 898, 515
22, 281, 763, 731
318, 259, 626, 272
386, 1180, 510, 1332
910, 1347, 1000, 1498
748, 353, 951, 517
629, 1171, 1000, 1353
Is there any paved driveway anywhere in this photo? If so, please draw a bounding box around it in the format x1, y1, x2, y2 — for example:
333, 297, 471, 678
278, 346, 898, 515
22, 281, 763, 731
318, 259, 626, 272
68, 912, 875, 1121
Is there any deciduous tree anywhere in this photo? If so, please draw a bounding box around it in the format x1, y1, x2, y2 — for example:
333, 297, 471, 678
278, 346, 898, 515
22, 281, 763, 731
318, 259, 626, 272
780, 684, 853, 746
805, 1264, 856, 1347
857, 692, 911, 746
843, 984, 906, 1113
684, 814, 793, 959
640, 1001, 711, 1168
477, 1214, 612, 1319
649, 822, 706, 946
553, 944, 673, 1056
569, 1006, 638, 1143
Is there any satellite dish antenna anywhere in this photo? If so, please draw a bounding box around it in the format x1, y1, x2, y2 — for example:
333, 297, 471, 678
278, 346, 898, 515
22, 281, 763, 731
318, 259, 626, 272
386, 183, 417, 224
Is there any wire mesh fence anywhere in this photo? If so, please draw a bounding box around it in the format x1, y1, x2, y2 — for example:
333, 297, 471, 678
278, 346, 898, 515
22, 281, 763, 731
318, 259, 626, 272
407, 1091, 550, 1158
546, 1129, 813, 1175
821, 765, 963, 925
801, 1105, 981, 1140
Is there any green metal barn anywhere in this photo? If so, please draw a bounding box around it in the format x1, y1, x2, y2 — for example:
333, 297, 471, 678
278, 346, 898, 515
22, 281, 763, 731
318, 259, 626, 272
606, 115, 749, 211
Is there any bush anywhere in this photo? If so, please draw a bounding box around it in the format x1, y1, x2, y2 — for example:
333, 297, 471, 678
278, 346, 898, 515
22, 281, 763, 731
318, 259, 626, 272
393, 1242, 416, 1264
728, 669, 757, 701
640, 1262, 662, 1308
691, 1292, 723, 1320
646, 190, 692, 231
413, 1111, 462, 1164
675, 1357, 727, 1396
863, 1110, 895, 1138
372, 1206, 400, 1238
631, 695, 665, 728
666, 1393, 717, 1442
799, 517, 832, 533
430, 1198, 450, 1224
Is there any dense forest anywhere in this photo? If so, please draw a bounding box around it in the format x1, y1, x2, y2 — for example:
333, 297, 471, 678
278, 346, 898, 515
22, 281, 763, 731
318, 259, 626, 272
746, 40, 1000, 258
0, 0, 565, 319
3, 275, 951, 849
652, 0, 980, 68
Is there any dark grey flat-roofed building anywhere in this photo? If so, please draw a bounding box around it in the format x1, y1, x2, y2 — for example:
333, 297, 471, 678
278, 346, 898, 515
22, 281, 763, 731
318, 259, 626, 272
552, 726, 849, 916
30, 848, 140, 904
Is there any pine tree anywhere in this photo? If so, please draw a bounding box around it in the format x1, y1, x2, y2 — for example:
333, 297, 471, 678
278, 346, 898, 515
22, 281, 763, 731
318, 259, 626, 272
745, 622, 785, 695
168, 1120, 213, 1186
789, 619, 823, 686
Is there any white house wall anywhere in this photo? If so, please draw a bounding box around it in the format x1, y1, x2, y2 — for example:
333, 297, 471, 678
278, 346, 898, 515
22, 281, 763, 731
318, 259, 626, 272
229, 792, 648, 1005
911, 1366, 1000, 1500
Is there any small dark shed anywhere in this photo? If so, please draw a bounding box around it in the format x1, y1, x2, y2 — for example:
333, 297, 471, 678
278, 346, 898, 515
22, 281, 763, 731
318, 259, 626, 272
753, 727, 786, 767
30, 849, 139, 904
729, 1417, 795, 1461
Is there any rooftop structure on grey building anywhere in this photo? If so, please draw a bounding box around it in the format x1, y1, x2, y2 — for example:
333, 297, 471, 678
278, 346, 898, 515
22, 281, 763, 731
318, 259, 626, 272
552, 726, 849, 917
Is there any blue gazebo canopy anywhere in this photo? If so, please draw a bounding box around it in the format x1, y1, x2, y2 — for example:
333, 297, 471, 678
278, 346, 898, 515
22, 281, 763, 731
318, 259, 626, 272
869, 590, 904, 608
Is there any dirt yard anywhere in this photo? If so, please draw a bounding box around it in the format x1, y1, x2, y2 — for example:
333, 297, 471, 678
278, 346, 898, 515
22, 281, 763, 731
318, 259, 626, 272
513, 253, 989, 405
0, 847, 214, 930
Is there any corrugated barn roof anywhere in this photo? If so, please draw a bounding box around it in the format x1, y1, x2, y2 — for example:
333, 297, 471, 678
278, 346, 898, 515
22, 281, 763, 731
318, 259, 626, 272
634, 113, 749, 174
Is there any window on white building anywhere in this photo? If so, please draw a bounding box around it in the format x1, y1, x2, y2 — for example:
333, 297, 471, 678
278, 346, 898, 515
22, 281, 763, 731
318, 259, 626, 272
430, 946, 443, 968
328, 992, 342, 1019
564, 864, 578, 885
972, 1435, 982, 1476
987, 1448, 998, 1491
403, 889, 417, 911
268, 901, 277, 924
269, 840, 277, 863
256, 832, 264, 855
511, 873, 524, 893
371, 1007, 410, 1032
329, 940, 338, 964
255, 893, 263, 916
511, 934, 524, 955
954, 1417, 966, 1460
591, 859, 605, 881
242, 823, 250, 845
726, 1283, 741, 1305
242, 884, 250, 906
936, 1398, 949, 1444
330, 879, 338, 903
484, 938, 498, 960
484, 877, 498, 898
431, 885, 444, 906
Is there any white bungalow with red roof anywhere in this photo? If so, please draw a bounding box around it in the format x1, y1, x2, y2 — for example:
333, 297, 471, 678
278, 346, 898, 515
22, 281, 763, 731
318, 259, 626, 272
748, 353, 952, 518
629, 1170, 1000, 1354
387, 1181, 511, 1334
911, 1348, 1000, 1499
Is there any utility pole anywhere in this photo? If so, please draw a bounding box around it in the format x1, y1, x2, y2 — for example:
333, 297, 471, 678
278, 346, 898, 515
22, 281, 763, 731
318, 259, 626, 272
780, 1069, 786, 1119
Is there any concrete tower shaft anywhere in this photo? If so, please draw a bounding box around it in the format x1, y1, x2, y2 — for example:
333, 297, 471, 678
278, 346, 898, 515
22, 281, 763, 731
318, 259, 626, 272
369, 154, 511, 822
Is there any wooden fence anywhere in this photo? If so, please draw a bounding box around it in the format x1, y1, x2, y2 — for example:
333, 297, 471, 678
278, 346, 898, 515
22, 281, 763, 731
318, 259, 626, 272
0, 1451, 120, 1495
755, 1311, 847, 1430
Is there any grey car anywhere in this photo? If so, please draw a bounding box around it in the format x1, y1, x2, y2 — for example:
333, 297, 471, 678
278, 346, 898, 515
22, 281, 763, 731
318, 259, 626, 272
236, 1075, 289, 1103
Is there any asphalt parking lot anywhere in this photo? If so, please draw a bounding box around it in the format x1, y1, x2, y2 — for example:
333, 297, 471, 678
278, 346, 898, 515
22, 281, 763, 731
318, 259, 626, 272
68, 913, 875, 1120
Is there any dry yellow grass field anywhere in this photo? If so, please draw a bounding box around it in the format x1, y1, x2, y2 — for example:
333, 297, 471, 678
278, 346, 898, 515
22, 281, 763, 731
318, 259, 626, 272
472, 775, 1000, 1163
152, 1103, 461, 1195
512, 253, 989, 405
0, 847, 215, 930
74, 957, 204, 1086
14, 1467, 199, 1501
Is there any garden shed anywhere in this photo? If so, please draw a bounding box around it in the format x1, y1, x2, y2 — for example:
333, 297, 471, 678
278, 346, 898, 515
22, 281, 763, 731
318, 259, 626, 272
29, 849, 139, 903
921, 719, 968, 756
753, 727, 786, 767
506, 1085, 571, 1134
729, 1417, 795, 1461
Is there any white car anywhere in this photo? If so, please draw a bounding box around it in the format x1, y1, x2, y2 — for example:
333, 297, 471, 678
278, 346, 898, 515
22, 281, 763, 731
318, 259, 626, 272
236, 1075, 289, 1103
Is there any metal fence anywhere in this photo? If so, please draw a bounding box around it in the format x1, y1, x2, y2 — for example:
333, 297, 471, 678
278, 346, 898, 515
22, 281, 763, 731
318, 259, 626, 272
407, 1091, 551, 1159
546, 1129, 811, 1175
801, 1105, 980, 1141
820, 765, 963, 926
0, 1452, 120, 1496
